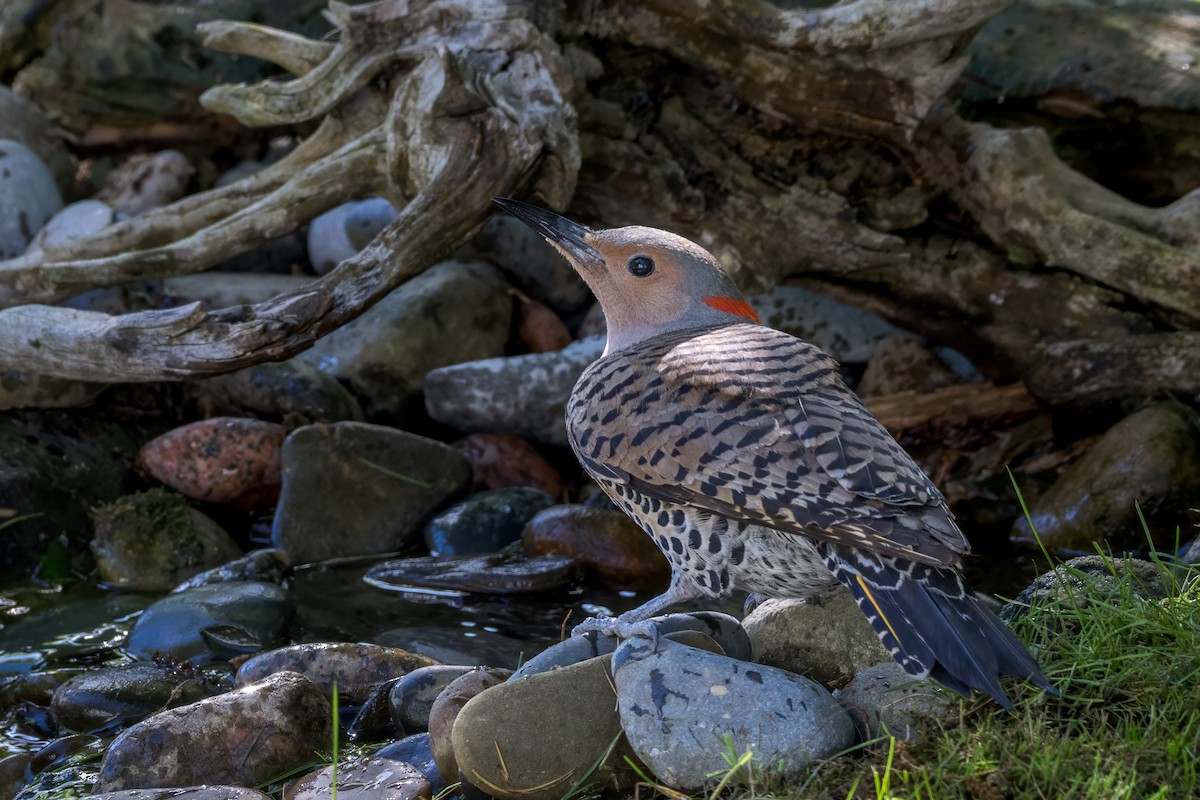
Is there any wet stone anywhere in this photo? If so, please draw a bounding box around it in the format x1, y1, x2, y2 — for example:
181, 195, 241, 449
377, 733, 444, 795
300, 260, 512, 422
171, 548, 292, 593
364, 552, 580, 596
286, 755, 430, 800
51, 663, 216, 734
1012, 403, 1200, 552
192, 360, 364, 425
835, 660, 955, 741
1000, 555, 1172, 627
124, 581, 294, 665
346, 677, 404, 742
235, 642, 439, 705
453, 654, 640, 800
272, 422, 471, 564
85, 788, 273, 800
90, 489, 242, 592
137, 417, 287, 510
0, 138, 63, 257
455, 433, 563, 497
95, 671, 331, 792
742, 591, 891, 686
424, 487, 556, 557
522, 504, 670, 584
428, 667, 512, 783
424, 336, 606, 446
613, 636, 856, 791
390, 665, 476, 733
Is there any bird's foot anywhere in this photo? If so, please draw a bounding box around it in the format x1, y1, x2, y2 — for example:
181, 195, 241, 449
572, 615, 660, 641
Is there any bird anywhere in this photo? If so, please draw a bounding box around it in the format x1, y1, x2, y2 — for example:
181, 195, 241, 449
491, 196, 1054, 708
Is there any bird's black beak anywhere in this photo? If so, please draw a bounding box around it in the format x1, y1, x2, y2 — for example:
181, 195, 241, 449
492, 197, 605, 272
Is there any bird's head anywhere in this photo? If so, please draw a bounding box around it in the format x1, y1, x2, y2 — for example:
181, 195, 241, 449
493, 198, 758, 354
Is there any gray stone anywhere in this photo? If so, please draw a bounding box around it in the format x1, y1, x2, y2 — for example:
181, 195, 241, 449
750, 286, 915, 363
271, 422, 471, 564
364, 552, 580, 596
307, 197, 400, 274
1001, 555, 1171, 626
1012, 403, 1200, 552
0, 139, 63, 257
171, 549, 291, 593
95, 671, 330, 792
85, 788, 272, 800
26, 200, 117, 254
508, 631, 618, 680
234, 642, 438, 705
0, 87, 73, 194
124, 581, 294, 665
389, 665, 476, 733
98, 150, 192, 216
301, 260, 511, 422
612, 636, 856, 790
468, 214, 592, 313
834, 660, 955, 741
90, 489, 242, 592
425, 336, 605, 446
424, 487, 555, 557
51, 664, 215, 734
377, 733, 443, 795
742, 591, 891, 686
191, 359, 364, 424
452, 655, 639, 800
428, 667, 512, 783
287, 755, 430, 800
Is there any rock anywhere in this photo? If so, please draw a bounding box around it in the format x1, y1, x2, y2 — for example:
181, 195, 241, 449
137, 418, 287, 510
515, 296, 573, 353
742, 591, 891, 686
425, 336, 605, 446
95, 672, 330, 792
965, 1, 1200, 111
428, 667, 511, 782
89, 489, 242, 592
424, 487, 556, 557
1012, 403, 1200, 552
51, 663, 215, 734
0, 139, 63, 257
307, 197, 399, 274
750, 286, 914, 363
97, 150, 192, 216
0, 753, 31, 800
124, 582, 294, 665
453, 654, 639, 800
85, 788, 272, 800
0, 373, 108, 411
161, 274, 314, 309
522, 504, 670, 585
235, 642, 439, 705
389, 665, 477, 733
364, 552, 581, 596
455, 433, 563, 497
300, 260, 512, 422
346, 677, 404, 741
0, 410, 143, 582
835, 661, 955, 741
191, 360, 363, 425
26, 199, 117, 254
0, 87, 73, 193
373, 627, 531, 670
1000, 555, 1171, 627
7, 736, 106, 798
469, 214, 592, 313
272, 422, 471, 564
511, 612, 752, 680
286, 755, 430, 800
612, 636, 856, 790
171, 549, 292, 593
576, 302, 607, 339
857, 336, 963, 398
377, 733, 443, 795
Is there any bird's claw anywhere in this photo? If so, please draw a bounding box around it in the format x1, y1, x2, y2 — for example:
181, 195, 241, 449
572, 615, 661, 648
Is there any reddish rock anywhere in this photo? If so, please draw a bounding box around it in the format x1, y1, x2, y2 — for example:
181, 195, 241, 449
522, 504, 670, 585
516, 296, 572, 353
138, 417, 286, 509
455, 434, 562, 497
235, 642, 440, 705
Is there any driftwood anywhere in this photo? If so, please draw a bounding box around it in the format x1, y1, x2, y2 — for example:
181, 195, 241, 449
0, 0, 1196, 410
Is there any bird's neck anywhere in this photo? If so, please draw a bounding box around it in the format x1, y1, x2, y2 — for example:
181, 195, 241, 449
602, 298, 760, 356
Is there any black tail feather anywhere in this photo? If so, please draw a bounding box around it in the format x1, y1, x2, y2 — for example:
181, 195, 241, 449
822, 544, 1053, 708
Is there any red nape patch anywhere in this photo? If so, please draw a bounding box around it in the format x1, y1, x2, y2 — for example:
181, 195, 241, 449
703, 296, 761, 323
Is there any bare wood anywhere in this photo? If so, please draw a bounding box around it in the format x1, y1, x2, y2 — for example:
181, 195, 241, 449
865, 383, 1041, 443
1024, 333, 1200, 407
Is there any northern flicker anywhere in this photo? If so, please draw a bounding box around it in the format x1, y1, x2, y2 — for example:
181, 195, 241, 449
493, 197, 1054, 708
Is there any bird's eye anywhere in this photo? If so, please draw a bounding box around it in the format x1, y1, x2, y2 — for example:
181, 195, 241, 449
627, 255, 655, 277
